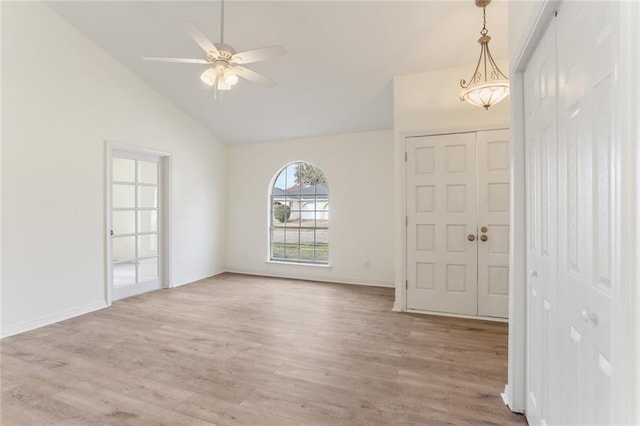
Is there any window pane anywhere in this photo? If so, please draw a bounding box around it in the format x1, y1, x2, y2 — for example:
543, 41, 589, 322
272, 202, 291, 225
299, 229, 315, 262
113, 184, 135, 208
138, 210, 158, 233
271, 228, 285, 259
113, 210, 135, 235
285, 229, 300, 259
138, 161, 158, 184
138, 257, 158, 282
113, 158, 135, 182
316, 229, 329, 263
138, 186, 158, 208
285, 214, 301, 228
138, 234, 158, 258
113, 236, 135, 260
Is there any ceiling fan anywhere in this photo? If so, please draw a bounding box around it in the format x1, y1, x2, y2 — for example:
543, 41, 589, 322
143, 0, 286, 94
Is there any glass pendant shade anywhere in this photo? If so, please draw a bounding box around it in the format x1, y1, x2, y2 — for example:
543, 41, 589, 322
460, 80, 509, 110
200, 68, 216, 86
223, 68, 239, 86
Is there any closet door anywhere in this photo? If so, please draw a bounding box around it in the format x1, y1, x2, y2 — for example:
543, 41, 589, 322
523, 2, 618, 425
476, 129, 511, 318
556, 2, 615, 424
523, 17, 558, 426
406, 133, 478, 315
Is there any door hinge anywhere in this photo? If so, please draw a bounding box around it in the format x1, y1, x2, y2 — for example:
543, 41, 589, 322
406, 216, 408, 226
404, 152, 408, 162
405, 280, 408, 289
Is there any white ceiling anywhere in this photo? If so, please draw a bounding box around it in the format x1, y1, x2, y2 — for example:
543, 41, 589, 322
48, 1, 509, 144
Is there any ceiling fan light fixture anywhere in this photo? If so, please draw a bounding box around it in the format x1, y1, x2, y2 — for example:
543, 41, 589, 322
200, 68, 216, 86
223, 68, 239, 86
459, 0, 509, 110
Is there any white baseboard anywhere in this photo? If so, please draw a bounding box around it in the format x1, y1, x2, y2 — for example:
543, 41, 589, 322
170, 269, 226, 288
1, 300, 108, 339
501, 384, 509, 405
225, 268, 395, 288
405, 308, 508, 323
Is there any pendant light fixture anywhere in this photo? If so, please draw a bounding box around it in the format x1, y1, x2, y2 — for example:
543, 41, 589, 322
459, 0, 509, 110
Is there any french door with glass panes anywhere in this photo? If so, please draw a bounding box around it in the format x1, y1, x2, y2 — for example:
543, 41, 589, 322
110, 151, 163, 301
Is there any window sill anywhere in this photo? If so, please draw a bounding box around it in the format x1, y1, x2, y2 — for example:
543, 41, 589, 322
265, 260, 332, 269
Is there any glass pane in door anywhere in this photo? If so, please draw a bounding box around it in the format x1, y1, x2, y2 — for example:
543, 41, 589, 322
113, 261, 136, 286
138, 210, 158, 233
138, 258, 158, 281
113, 158, 135, 182
113, 211, 135, 235
138, 161, 158, 184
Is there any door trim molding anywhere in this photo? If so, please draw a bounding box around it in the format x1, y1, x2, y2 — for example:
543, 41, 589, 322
105, 141, 172, 305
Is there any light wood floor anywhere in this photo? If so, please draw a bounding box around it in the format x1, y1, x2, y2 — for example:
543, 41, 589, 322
1, 273, 526, 425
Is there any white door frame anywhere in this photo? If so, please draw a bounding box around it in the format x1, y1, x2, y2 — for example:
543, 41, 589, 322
105, 141, 172, 305
508, 0, 639, 421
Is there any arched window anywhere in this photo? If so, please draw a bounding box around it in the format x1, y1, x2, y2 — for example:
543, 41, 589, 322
270, 162, 329, 264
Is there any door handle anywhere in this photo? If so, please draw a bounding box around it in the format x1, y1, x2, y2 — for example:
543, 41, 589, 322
110, 230, 114, 236
480, 234, 488, 242
582, 309, 599, 326
467, 234, 476, 241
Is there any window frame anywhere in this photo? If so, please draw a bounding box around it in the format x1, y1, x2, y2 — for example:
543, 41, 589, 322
268, 161, 330, 266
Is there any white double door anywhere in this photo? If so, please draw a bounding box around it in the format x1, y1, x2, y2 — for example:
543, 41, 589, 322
524, 2, 616, 425
109, 150, 164, 301
406, 129, 510, 318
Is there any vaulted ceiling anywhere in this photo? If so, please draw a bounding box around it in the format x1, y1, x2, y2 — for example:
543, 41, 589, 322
49, 1, 509, 144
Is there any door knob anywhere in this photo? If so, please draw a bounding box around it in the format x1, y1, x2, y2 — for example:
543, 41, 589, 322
481, 226, 488, 233
480, 235, 488, 242
467, 234, 476, 241
582, 309, 599, 326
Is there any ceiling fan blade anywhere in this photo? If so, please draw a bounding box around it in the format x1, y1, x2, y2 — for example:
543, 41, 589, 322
142, 56, 212, 64
231, 45, 287, 65
180, 21, 220, 56
233, 65, 277, 88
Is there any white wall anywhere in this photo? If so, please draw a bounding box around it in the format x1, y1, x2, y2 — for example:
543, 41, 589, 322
226, 130, 394, 287
508, 1, 545, 64
1, 2, 227, 336
394, 60, 511, 136
392, 62, 510, 309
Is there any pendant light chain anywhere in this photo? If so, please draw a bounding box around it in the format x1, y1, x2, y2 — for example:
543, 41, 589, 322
481, 6, 488, 36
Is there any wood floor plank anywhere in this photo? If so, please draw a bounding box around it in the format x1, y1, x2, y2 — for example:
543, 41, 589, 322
1, 273, 526, 425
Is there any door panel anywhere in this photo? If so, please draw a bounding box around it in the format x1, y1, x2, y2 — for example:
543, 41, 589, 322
524, 16, 558, 426
556, 2, 614, 424
407, 133, 478, 316
477, 129, 511, 317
